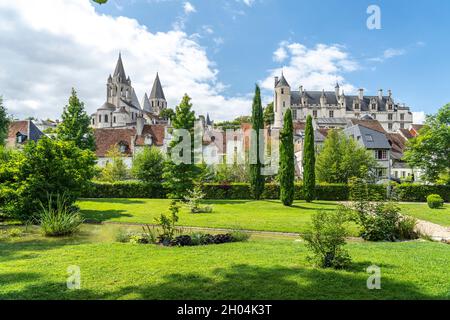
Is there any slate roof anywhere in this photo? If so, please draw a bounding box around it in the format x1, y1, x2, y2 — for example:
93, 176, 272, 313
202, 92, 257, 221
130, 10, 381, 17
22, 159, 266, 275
276, 73, 290, 88
348, 118, 386, 133
141, 93, 152, 113
7, 120, 44, 145
344, 125, 391, 149
113, 53, 127, 80
149, 73, 166, 100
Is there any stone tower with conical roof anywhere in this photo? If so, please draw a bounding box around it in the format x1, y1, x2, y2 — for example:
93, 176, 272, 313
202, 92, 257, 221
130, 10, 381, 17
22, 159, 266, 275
106, 53, 135, 108
148, 73, 167, 115
273, 72, 291, 128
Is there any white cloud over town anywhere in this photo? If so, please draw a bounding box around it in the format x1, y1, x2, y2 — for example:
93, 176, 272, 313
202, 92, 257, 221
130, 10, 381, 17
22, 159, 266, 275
262, 41, 359, 94
0, 0, 250, 121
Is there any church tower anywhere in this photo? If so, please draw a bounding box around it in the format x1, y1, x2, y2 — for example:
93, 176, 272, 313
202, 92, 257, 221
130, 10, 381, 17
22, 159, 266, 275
107, 53, 134, 108
149, 73, 167, 115
273, 72, 291, 128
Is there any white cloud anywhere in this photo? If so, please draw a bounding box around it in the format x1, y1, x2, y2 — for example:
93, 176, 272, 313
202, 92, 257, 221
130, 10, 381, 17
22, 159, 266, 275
261, 41, 359, 93
183, 1, 196, 14
412, 111, 425, 124
0, 0, 251, 121
369, 48, 406, 63
241, 0, 255, 7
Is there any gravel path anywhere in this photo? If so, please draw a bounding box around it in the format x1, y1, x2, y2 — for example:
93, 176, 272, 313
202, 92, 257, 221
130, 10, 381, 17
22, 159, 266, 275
415, 219, 450, 243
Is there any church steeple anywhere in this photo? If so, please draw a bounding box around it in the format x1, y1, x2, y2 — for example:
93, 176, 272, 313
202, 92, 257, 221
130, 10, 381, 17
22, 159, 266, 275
148, 73, 167, 115
113, 52, 127, 81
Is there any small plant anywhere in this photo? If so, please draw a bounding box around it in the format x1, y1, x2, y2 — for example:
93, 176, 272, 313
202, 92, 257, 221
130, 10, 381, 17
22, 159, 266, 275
302, 209, 351, 269
115, 228, 131, 243
141, 224, 158, 244
154, 201, 180, 245
184, 187, 213, 213
129, 234, 149, 244
172, 235, 193, 246
397, 216, 419, 240
230, 230, 251, 242
7, 228, 23, 238
427, 194, 444, 209
190, 232, 206, 246
38, 194, 84, 237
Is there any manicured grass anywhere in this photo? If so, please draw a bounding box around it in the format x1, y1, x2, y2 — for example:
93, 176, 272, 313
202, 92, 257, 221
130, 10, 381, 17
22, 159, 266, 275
78, 199, 348, 234
399, 203, 450, 227
0, 226, 449, 300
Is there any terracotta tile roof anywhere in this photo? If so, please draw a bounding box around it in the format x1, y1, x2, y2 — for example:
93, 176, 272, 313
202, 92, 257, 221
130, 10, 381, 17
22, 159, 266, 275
317, 128, 330, 138
387, 132, 407, 155
349, 118, 386, 133
399, 128, 414, 140
94, 128, 135, 157
293, 121, 306, 131
411, 124, 424, 132
8, 120, 28, 138
135, 124, 165, 146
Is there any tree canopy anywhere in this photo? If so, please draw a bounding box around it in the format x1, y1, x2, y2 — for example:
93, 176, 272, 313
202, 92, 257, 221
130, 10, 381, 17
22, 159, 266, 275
404, 104, 450, 183
0, 96, 9, 146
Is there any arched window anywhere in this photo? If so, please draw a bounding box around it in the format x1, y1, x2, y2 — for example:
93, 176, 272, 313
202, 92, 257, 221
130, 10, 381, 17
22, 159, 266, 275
99, 115, 102, 123
104, 115, 108, 123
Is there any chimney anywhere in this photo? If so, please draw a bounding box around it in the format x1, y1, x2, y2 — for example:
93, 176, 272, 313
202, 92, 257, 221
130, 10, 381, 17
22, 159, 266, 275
378, 89, 383, 100
388, 89, 392, 97
358, 88, 364, 100
299, 85, 303, 94
274, 76, 279, 87
136, 115, 145, 136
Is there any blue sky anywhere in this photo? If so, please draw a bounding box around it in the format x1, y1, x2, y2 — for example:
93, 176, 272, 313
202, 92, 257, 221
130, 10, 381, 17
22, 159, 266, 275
1, 0, 448, 121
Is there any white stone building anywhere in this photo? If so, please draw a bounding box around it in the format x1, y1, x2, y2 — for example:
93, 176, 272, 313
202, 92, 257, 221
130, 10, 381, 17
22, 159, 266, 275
273, 73, 413, 132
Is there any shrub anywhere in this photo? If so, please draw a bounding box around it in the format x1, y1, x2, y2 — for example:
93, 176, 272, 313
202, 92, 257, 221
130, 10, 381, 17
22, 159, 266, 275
394, 184, 450, 202
129, 234, 149, 244
427, 194, 444, 209
397, 216, 419, 240
38, 194, 84, 237
190, 232, 205, 246
98, 145, 129, 182
213, 233, 233, 244
154, 201, 180, 245
184, 187, 213, 213
84, 181, 165, 198
114, 229, 131, 243
172, 235, 193, 246
131, 146, 165, 183
230, 230, 251, 242
302, 209, 351, 269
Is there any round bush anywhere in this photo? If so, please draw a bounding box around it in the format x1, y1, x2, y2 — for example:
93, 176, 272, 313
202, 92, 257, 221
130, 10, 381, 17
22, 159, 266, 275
427, 194, 444, 209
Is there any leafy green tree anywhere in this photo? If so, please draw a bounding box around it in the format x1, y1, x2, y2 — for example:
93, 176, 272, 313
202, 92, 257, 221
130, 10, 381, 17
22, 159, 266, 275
249, 85, 265, 200
131, 146, 165, 183
279, 108, 295, 206
160, 108, 175, 121
57, 88, 95, 151
99, 145, 129, 182
303, 115, 315, 202
0, 137, 96, 220
0, 96, 9, 146
263, 102, 274, 126
162, 94, 201, 198
316, 129, 376, 183
404, 104, 450, 183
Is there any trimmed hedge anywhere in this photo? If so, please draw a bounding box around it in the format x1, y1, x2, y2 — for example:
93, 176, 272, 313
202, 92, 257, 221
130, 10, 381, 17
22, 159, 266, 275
81, 181, 448, 202
394, 184, 450, 202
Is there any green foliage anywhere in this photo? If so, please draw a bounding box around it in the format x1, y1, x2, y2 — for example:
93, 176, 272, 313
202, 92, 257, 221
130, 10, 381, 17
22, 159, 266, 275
263, 102, 274, 126
404, 104, 450, 183
93, 0, 108, 4
163, 94, 201, 198
154, 201, 180, 244
131, 146, 165, 182
302, 209, 351, 269
0, 96, 10, 146
230, 230, 251, 242
38, 194, 84, 237
0, 137, 96, 220
316, 129, 377, 183
303, 115, 315, 202
160, 108, 175, 121
212, 162, 250, 183
394, 184, 449, 202
279, 108, 295, 206
249, 85, 265, 200
184, 186, 213, 213
427, 194, 444, 209
349, 179, 419, 241
98, 146, 129, 182
83, 181, 165, 198
57, 88, 95, 151
215, 116, 251, 130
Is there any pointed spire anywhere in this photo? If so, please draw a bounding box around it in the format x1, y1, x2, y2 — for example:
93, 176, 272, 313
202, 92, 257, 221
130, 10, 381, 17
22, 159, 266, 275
276, 71, 290, 88
206, 113, 212, 126
149, 72, 166, 100
142, 93, 152, 112
113, 52, 127, 80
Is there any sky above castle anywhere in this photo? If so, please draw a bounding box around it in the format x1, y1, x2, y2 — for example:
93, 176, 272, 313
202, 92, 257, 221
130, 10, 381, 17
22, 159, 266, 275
1, 0, 449, 123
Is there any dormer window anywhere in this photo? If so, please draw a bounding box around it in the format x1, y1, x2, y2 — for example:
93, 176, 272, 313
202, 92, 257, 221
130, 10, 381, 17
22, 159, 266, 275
388, 104, 393, 111
354, 103, 359, 109
118, 142, 128, 154
371, 103, 377, 110
16, 133, 27, 144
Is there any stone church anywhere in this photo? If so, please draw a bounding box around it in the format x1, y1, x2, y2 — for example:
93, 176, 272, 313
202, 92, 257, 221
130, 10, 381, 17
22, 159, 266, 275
90, 53, 168, 129
273, 73, 413, 132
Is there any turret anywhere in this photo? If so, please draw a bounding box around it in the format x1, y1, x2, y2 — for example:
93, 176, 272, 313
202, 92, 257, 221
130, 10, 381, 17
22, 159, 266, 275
149, 73, 167, 115
273, 72, 291, 128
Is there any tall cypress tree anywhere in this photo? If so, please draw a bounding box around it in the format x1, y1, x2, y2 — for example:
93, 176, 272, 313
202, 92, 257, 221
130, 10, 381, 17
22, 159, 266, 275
279, 108, 295, 206
250, 85, 265, 200
0, 96, 10, 146
57, 88, 95, 151
303, 115, 315, 202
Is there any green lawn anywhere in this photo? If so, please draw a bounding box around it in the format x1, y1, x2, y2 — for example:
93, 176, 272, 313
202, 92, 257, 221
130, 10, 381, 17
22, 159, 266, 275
78, 199, 347, 234
78, 199, 450, 235
1, 225, 449, 300
399, 203, 450, 227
